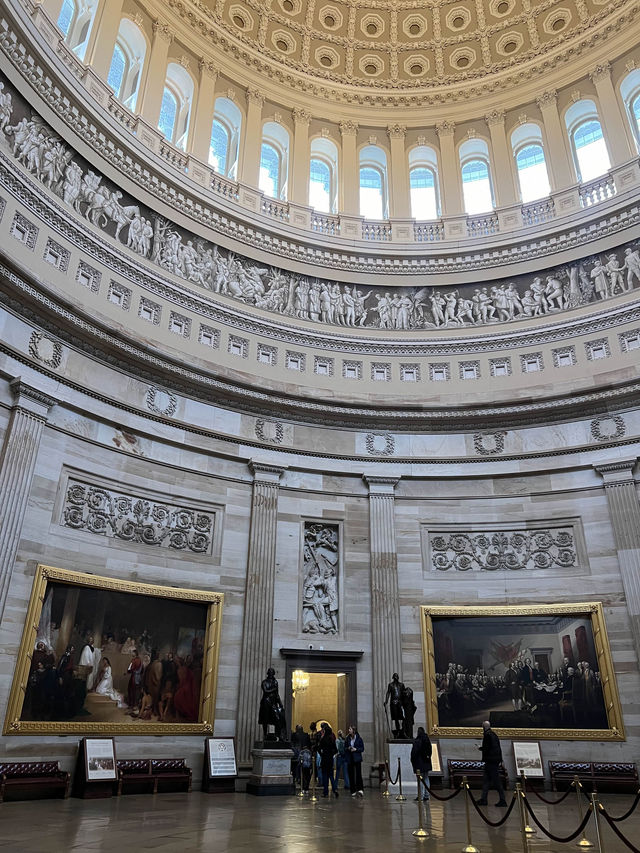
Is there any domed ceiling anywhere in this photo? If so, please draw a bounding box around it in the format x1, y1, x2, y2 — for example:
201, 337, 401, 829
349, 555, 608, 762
190, 0, 633, 92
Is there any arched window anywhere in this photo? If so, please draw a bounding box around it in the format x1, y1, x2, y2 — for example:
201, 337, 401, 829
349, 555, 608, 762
511, 123, 551, 202
158, 63, 195, 150
565, 100, 610, 183
56, 0, 75, 37
620, 69, 640, 151
106, 20, 147, 111
259, 122, 290, 199
59, 0, 98, 60
408, 144, 440, 219
209, 98, 242, 178
633, 95, 640, 144
459, 138, 494, 215
309, 137, 339, 212
359, 145, 388, 219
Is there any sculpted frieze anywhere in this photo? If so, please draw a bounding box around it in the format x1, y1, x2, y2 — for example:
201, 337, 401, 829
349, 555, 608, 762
429, 527, 577, 572
302, 522, 339, 635
2, 71, 640, 341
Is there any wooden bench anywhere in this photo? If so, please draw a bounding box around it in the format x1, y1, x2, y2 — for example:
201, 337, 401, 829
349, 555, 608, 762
549, 761, 638, 794
448, 759, 509, 791
117, 759, 192, 795
0, 761, 70, 802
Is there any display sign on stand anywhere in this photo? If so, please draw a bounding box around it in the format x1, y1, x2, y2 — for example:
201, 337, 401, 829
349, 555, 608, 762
72, 737, 117, 798
202, 737, 237, 793
513, 742, 544, 778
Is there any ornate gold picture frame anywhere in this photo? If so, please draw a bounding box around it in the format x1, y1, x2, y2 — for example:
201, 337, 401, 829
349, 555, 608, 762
421, 602, 624, 741
4, 565, 223, 735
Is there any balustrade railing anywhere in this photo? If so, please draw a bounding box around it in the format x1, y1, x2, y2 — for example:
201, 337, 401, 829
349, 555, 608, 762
522, 198, 555, 226
159, 140, 188, 172
311, 212, 340, 236
262, 198, 290, 221
362, 220, 391, 241
414, 220, 445, 241
107, 98, 137, 132
579, 174, 616, 208
211, 173, 239, 202
466, 213, 499, 238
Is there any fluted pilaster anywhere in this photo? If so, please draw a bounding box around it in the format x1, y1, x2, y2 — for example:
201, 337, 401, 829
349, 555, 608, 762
595, 460, 640, 664
364, 475, 402, 764
236, 461, 286, 765
0, 379, 55, 620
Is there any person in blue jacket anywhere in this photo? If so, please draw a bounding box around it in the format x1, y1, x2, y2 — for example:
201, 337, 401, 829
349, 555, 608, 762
344, 724, 365, 797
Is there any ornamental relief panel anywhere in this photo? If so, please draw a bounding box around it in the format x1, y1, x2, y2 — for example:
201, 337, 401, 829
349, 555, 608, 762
2, 73, 640, 340
62, 478, 216, 554
302, 521, 339, 635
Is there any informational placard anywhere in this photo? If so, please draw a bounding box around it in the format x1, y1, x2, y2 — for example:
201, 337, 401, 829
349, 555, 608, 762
431, 741, 442, 774
207, 738, 237, 778
513, 741, 544, 778
85, 738, 117, 780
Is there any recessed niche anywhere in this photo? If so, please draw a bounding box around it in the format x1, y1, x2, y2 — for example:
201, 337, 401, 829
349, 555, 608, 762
233, 15, 245, 27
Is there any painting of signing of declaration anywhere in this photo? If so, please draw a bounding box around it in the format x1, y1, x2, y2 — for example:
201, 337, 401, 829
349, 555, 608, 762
421, 603, 624, 740
4, 565, 223, 735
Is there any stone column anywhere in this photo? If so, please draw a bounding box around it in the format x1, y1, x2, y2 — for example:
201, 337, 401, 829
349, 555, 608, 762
436, 121, 463, 215
339, 120, 359, 214
83, 0, 126, 78
364, 475, 402, 764
590, 63, 634, 167
485, 110, 518, 206
387, 124, 410, 218
189, 60, 219, 162
236, 461, 286, 765
595, 460, 640, 664
239, 89, 264, 188
290, 108, 312, 205
536, 90, 574, 189
138, 20, 172, 129
0, 380, 55, 621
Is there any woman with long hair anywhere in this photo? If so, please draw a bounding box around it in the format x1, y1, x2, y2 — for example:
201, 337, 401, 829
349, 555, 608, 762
344, 724, 365, 797
318, 722, 338, 797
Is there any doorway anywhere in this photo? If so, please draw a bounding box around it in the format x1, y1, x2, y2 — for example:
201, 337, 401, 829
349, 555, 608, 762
291, 672, 350, 733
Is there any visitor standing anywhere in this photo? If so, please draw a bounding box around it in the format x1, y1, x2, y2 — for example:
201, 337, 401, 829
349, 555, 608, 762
336, 729, 350, 790
345, 724, 365, 797
318, 723, 339, 797
410, 726, 432, 801
477, 720, 507, 806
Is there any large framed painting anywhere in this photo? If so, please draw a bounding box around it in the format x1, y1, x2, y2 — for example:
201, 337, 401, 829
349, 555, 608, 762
4, 565, 223, 735
421, 603, 624, 740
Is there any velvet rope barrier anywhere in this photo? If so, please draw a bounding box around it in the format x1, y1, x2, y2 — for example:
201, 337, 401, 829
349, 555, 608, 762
602, 790, 640, 822
599, 803, 640, 853
467, 789, 517, 827
425, 784, 464, 802
530, 785, 575, 805
522, 794, 593, 843
385, 761, 400, 786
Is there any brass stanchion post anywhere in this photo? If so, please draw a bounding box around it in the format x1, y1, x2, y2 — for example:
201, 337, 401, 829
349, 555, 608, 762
516, 783, 530, 853
309, 755, 318, 803
296, 759, 304, 798
382, 759, 390, 798
574, 777, 593, 848
520, 772, 536, 835
590, 793, 605, 853
461, 778, 480, 853
396, 756, 407, 802
412, 772, 429, 839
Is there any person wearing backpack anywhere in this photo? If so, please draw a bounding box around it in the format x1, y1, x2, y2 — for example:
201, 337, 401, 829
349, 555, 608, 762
318, 722, 339, 797
299, 746, 313, 793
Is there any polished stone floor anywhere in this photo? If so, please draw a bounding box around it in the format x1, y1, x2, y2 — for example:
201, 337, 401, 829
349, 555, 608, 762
0, 788, 638, 852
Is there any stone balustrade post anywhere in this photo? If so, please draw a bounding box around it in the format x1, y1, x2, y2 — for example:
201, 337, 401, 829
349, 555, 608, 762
364, 475, 402, 764
536, 90, 574, 189
590, 63, 634, 167
339, 121, 359, 215
189, 60, 219, 163
387, 125, 410, 218
138, 20, 172, 130
291, 108, 312, 205
595, 460, 640, 664
239, 89, 265, 189
0, 379, 55, 620
436, 121, 463, 216
236, 461, 286, 765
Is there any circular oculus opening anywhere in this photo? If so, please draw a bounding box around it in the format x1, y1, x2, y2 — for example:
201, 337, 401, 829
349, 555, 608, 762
409, 23, 421, 35
410, 63, 423, 74
503, 40, 517, 52
366, 23, 378, 34
324, 15, 335, 26
276, 39, 288, 50
282, 0, 294, 10
497, 1, 509, 12
233, 14, 245, 27
319, 55, 333, 66
365, 63, 378, 74
552, 17, 565, 31
456, 55, 470, 67
452, 16, 465, 28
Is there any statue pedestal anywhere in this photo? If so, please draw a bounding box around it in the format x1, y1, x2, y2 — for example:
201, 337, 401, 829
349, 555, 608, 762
387, 739, 418, 795
246, 746, 295, 796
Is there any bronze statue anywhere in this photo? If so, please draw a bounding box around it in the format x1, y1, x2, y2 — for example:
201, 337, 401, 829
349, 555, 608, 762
402, 685, 417, 739
384, 672, 405, 738
258, 667, 287, 742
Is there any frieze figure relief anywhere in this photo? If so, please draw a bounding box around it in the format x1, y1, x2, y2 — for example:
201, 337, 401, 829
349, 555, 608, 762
302, 522, 339, 634
1, 73, 640, 336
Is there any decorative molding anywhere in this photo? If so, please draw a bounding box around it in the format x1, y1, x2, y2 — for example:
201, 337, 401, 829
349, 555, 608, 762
473, 431, 507, 455
590, 415, 626, 442
365, 432, 395, 456
255, 418, 284, 444
292, 108, 312, 125
246, 88, 265, 106
43, 238, 70, 272
338, 120, 358, 137
28, 330, 62, 368
536, 90, 558, 109
152, 20, 173, 44
429, 526, 577, 571
145, 385, 177, 416
62, 479, 214, 553
10, 211, 38, 249
436, 120, 456, 137
589, 62, 612, 83
387, 124, 407, 139
485, 110, 505, 127
75, 260, 101, 293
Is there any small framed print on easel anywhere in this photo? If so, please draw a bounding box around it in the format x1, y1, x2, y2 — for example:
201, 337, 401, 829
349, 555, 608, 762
202, 737, 237, 793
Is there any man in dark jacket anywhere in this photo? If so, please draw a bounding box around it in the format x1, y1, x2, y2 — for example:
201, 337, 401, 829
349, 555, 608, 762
477, 720, 507, 806
410, 726, 432, 800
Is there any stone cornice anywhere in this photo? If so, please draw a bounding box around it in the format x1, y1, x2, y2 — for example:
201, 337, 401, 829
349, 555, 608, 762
9, 377, 56, 415
594, 459, 638, 484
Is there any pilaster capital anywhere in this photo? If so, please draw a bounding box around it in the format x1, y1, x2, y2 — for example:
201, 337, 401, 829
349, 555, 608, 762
363, 475, 400, 496
590, 62, 612, 85
152, 20, 173, 45
339, 120, 359, 137
536, 90, 558, 110
386, 123, 406, 140
198, 59, 218, 80
292, 107, 312, 126
249, 460, 287, 484
246, 88, 265, 107
435, 120, 455, 138
9, 378, 56, 419
485, 109, 505, 129
594, 459, 638, 486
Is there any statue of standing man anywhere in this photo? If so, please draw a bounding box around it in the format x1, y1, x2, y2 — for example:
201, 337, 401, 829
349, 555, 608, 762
384, 673, 405, 738
258, 667, 287, 743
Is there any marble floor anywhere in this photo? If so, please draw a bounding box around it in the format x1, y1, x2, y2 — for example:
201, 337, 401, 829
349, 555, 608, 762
0, 788, 637, 852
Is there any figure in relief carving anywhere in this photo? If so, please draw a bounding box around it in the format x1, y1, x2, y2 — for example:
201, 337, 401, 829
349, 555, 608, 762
606, 253, 625, 296
62, 160, 83, 207
591, 258, 609, 299
623, 247, 640, 289
430, 292, 445, 326
258, 667, 287, 742
302, 523, 339, 634
384, 673, 405, 738
545, 275, 565, 311
0, 83, 11, 138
